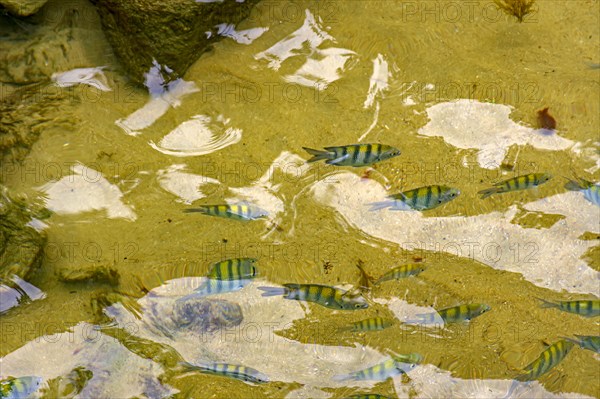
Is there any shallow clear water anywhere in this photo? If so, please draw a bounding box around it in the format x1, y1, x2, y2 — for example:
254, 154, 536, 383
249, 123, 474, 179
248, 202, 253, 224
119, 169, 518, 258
1, 0, 599, 398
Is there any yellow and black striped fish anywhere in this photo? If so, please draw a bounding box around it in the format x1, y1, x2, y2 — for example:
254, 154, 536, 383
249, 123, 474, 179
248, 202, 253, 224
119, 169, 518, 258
0, 376, 43, 399
341, 317, 394, 332
180, 361, 269, 384
537, 298, 599, 317
515, 340, 574, 381
417, 303, 491, 324
206, 258, 258, 280
564, 176, 600, 206
259, 284, 368, 310
183, 203, 268, 221
478, 173, 552, 199
333, 354, 421, 382
374, 264, 426, 285
369, 185, 460, 211
303, 144, 400, 167
562, 335, 600, 354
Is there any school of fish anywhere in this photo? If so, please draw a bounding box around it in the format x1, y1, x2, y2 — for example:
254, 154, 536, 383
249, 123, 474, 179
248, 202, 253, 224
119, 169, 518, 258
174, 143, 598, 397
6, 141, 597, 397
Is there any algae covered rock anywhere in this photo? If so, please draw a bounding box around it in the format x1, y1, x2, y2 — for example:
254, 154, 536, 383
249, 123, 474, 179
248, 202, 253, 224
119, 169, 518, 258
0, 83, 71, 165
0, 0, 48, 17
0, 0, 111, 84
0, 186, 46, 280
90, 0, 260, 85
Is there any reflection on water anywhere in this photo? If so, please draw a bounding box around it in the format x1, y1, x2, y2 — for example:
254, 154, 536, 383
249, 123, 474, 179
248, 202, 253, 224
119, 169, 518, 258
1, 1, 599, 398
0, 275, 45, 314
418, 100, 575, 169
115, 61, 199, 136
310, 171, 600, 295
40, 163, 136, 220
149, 114, 242, 157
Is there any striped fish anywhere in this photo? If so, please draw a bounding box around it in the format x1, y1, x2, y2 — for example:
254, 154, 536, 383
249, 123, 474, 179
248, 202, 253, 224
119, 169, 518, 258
564, 176, 600, 206
183, 203, 268, 221
369, 185, 460, 211
0, 376, 43, 399
206, 258, 258, 280
374, 264, 426, 285
537, 298, 600, 317
563, 335, 600, 354
342, 317, 394, 332
178, 278, 253, 301
417, 303, 491, 324
516, 340, 574, 381
259, 284, 368, 310
478, 173, 552, 199
333, 354, 421, 382
344, 394, 392, 399
180, 361, 269, 384
303, 144, 400, 167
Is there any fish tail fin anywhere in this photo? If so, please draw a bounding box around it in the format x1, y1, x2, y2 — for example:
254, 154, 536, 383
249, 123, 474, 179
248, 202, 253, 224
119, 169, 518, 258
331, 374, 352, 382
373, 276, 387, 286
258, 286, 287, 297
183, 208, 208, 214
367, 200, 394, 211
302, 147, 332, 163
478, 187, 499, 199
563, 176, 584, 191
179, 361, 208, 373
502, 380, 524, 399
535, 297, 557, 309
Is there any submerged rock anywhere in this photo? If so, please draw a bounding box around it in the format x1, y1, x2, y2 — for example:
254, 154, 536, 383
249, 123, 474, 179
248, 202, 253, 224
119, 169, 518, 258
58, 264, 120, 285
90, 0, 260, 85
0, 83, 71, 165
0, 0, 48, 17
143, 294, 244, 337
0, 186, 46, 281
171, 297, 243, 334
0, 1, 95, 84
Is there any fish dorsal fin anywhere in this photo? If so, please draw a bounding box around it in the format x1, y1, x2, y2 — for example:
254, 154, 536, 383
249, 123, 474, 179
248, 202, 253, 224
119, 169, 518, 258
340, 287, 361, 298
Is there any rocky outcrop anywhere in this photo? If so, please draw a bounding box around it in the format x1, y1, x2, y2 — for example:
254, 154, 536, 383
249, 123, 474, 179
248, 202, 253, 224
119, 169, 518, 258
0, 186, 46, 281
90, 0, 260, 85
